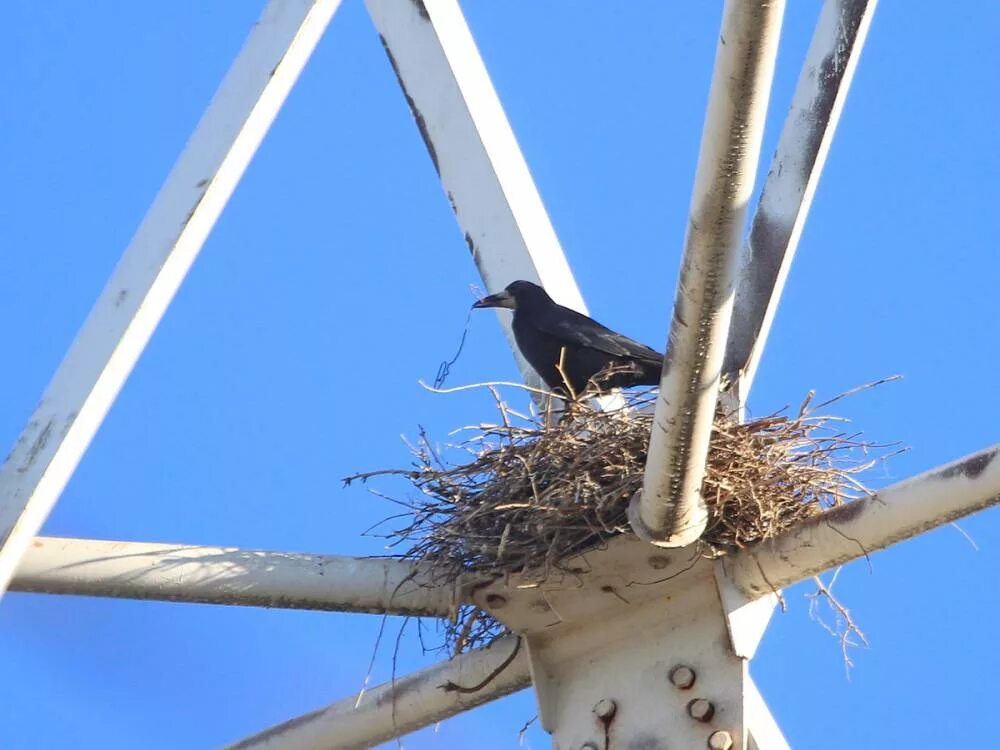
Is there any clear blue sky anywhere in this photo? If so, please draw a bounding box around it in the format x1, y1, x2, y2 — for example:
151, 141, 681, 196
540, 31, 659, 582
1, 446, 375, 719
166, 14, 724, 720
2, 2, 998, 748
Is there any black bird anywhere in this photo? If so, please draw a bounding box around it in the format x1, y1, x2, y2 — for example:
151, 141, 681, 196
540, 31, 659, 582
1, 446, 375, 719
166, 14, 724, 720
473, 280, 664, 396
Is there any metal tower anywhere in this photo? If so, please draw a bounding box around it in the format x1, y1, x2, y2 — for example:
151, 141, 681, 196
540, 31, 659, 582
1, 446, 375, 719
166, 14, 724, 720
2, 1, 997, 748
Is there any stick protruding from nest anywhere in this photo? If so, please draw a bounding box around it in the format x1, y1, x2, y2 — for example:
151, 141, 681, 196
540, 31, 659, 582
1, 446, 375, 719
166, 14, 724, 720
348, 382, 895, 653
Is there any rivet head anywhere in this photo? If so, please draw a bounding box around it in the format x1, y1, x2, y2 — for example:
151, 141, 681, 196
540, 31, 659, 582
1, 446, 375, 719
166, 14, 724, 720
707, 730, 733, 750
687, 698, 715, 722
484, 593, 507, 609
670, 665, 696, 689
593, 698, 617, 721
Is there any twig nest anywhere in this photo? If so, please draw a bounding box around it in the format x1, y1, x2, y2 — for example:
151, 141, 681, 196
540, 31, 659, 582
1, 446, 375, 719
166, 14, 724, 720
348, 385, 886, 652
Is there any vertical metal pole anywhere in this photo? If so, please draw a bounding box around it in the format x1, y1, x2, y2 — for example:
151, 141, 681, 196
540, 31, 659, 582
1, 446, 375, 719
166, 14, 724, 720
724, 0, 878, 400
0, 0, 341, 597
630, 0, 785, 547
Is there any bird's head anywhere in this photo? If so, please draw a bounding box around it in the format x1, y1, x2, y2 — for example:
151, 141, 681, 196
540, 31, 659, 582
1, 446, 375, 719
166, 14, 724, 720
472, 280, 547, 310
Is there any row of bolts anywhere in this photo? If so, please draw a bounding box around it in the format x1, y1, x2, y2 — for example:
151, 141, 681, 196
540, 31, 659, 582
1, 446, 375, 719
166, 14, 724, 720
584, 665, 733, 750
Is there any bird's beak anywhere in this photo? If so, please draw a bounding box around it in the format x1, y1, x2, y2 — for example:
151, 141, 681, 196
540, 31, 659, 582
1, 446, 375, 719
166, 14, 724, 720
472, 290, 516, 310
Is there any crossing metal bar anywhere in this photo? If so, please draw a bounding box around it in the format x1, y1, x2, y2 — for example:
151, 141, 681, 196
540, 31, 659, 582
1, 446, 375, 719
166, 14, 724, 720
0, 0, 342, 598
727, 443, 1000, 597
226, 635, 530, 750
226, 443, 1000, 748
724, 0, 878, 400
366, 0, 587, 395
630, 0, 786, 547
11, 537, 457, 618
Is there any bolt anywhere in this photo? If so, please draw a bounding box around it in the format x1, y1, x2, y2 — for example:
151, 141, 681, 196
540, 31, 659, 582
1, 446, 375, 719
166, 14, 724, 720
593, 698, 617, 721
707, 730, 733, 750
648, 555, 671, 569
670, 665, 696, 690
484, 593, 507, 609
687, 698, 715, 722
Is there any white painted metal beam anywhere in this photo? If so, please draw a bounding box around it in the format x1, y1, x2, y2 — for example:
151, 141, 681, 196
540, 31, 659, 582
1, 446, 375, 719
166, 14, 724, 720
19, 441, 993, 620
0, 0, 342, 598
225, 442, 1000, 748
11, 537, 458, 618
724, 0, 878, 401
727, 443, 1000, 597
366, 0, 586, 394
630, 0, 786, 547
746, 678, 791, 750
226, 634, 530, 750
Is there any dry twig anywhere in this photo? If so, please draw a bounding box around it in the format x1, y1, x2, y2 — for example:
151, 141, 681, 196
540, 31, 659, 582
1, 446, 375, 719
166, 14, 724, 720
347, 383, 892, 652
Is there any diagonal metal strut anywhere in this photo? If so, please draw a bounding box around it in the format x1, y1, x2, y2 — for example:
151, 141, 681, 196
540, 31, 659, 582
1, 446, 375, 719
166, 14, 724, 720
0, 0, 342, 599
227, 441, 1000, 748
724, 0, 879, 402
367, 0, 588, 400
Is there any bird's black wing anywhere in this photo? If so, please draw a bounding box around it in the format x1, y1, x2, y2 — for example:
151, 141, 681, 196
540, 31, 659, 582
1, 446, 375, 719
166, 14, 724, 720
533, 305, 662, 362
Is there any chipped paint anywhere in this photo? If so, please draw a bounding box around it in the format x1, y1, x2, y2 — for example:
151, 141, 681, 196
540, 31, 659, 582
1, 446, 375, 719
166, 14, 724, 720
811, 496, 868, 525
182, 186, 208, 228
408, 0, 430, 20
728, 442, 1000, 598
18, 419, 54, 473
636, 0, 783, 546
379, 35, 441, 176
724, 0, 875, 388
937, 447, 998, 481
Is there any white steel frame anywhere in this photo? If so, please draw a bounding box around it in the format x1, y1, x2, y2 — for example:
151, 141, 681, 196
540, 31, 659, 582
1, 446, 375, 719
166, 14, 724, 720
630, 0, 785, 548
0, 0, 343, 595
3, 0, 996, 748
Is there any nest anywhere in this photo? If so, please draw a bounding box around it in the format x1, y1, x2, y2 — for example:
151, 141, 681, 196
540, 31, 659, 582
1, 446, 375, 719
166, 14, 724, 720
349, 383, 887, 652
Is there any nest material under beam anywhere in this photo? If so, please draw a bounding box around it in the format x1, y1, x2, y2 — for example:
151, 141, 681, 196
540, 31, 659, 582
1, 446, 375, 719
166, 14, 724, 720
348, 384, 886, 652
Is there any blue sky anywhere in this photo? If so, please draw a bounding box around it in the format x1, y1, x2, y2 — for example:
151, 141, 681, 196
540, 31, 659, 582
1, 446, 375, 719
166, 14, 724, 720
1, 1, 998, 748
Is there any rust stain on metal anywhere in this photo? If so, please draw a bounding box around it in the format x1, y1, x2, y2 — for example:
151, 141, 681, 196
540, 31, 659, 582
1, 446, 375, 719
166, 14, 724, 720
379, 35, 441, 176
936, 449, 998, 481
